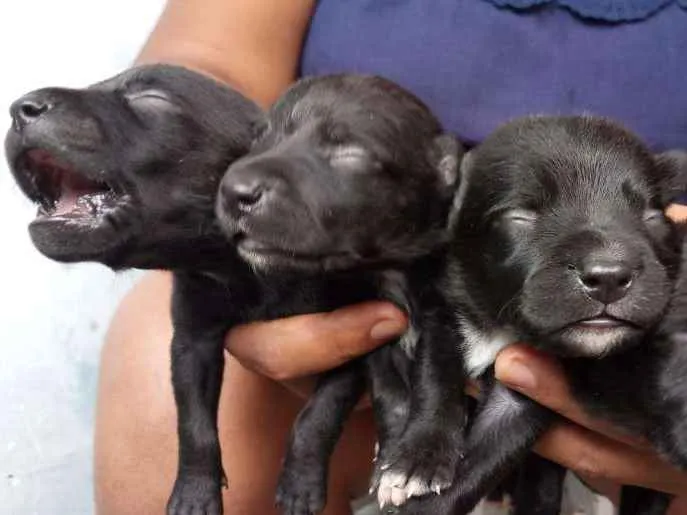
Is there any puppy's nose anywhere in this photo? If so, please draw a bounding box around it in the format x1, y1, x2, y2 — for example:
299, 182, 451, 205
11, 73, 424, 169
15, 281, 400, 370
228, 179, 265, 210
220, 173, 279, 216
577, 259, 634, 304
10, 94, 53, 131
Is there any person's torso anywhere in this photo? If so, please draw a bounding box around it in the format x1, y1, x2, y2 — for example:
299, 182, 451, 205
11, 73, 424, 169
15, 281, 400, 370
300, 0, 687, 150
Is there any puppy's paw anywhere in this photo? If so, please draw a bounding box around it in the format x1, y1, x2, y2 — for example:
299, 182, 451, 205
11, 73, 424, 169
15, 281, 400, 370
167, 474, 224, 515
373, 431, 463, 509
275, 463, 326, 515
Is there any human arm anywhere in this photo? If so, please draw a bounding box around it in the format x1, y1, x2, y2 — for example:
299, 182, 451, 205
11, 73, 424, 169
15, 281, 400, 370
495, 344, 687, 508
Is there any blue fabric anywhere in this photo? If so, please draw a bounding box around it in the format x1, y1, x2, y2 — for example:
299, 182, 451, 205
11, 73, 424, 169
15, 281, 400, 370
486, 0, 687, 22
300, 0, 687, 154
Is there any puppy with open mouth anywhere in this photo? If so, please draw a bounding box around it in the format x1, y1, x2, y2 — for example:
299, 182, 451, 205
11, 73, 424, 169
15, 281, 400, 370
397, 115, 687, 515
5, 70, 466, 515
4, 64, 268, 515
5, 65, 264, 271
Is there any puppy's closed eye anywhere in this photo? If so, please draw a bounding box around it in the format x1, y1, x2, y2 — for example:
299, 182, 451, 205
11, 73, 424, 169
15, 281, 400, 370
125, 89, 176, 111
329, 145, 373, 169
501, 209, 538, 228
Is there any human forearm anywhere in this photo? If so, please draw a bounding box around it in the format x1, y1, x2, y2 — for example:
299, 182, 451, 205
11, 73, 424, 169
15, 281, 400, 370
134, 0, 315, 107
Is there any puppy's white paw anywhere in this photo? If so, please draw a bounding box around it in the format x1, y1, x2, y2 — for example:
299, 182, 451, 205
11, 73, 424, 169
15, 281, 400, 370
376, 469, 448, 508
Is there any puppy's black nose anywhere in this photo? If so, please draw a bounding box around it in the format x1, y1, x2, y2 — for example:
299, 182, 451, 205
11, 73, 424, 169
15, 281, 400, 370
577, 259, 634, 304
10, 94, 53, 131
220, 172, 280, 217
227, 179, 265, 210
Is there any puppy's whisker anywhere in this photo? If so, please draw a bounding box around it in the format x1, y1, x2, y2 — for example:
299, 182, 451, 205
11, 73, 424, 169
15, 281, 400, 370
496, 286, 524, 323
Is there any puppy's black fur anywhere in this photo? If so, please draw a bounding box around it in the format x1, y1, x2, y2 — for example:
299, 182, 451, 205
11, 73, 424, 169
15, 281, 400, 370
6, 70, 466, 515
398, 116, 687, 515
215, 75, 469, 515
5, 64, 266, 514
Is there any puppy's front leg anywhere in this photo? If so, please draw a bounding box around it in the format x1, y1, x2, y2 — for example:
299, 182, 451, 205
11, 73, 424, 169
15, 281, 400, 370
276, 361, 367, 515
367, 345, 413, 461
167, 274, 232, 515
400, 378, 554, 515
375, 319, 468, 508
512, 453, 566, 515
168, 329, 226, 515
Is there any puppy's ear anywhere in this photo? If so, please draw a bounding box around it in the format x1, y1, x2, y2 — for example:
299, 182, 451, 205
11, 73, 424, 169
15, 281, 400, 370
429, 134, 464, 188
655, 150, 687, 205
447, 149, 475, 231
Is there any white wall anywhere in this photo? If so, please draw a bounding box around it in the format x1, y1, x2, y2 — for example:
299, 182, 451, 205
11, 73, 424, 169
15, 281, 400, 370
0, 2, 164, 513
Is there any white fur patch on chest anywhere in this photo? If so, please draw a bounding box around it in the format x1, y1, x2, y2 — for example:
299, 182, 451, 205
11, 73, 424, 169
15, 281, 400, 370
460, 318, 518, 378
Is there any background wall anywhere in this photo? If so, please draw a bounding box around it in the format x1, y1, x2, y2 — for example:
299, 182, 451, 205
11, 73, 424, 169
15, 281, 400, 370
0, 2, 163, 513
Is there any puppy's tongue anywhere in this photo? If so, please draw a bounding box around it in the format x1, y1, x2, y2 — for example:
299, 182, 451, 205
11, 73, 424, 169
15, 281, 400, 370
53, 171, 100, 216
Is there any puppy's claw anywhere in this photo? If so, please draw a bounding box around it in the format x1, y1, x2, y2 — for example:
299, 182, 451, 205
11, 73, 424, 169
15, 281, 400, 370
429, 475, 453, 496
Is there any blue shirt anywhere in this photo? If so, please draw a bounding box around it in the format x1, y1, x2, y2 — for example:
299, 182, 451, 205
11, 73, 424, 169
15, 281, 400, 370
300, 0, 687, 152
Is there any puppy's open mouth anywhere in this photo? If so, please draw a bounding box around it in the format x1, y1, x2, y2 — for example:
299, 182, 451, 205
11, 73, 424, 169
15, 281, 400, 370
18, 149, 122, 222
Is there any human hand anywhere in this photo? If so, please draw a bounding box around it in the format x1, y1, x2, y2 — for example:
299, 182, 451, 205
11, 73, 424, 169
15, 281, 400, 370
494, 344, 687, 499
224, 301, 408, 398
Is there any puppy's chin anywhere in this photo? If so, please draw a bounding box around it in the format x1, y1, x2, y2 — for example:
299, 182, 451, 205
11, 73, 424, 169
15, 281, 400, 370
29, 218, 131, 263
541, 323, 645, 358
236, 239, 362, 274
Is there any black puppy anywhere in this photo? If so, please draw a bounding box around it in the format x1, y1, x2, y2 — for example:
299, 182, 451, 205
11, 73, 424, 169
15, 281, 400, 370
4, 64, 266, 514
214, 74, 468, 515
397, 116, 687, 515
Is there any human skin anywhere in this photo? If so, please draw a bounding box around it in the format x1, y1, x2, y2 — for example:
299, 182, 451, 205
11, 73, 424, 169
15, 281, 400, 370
93, 1, 687, 513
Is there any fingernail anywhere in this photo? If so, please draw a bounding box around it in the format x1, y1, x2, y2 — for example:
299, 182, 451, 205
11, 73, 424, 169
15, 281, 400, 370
497, 359, 537, 391
370, 319, 406, 341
